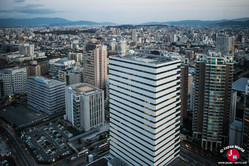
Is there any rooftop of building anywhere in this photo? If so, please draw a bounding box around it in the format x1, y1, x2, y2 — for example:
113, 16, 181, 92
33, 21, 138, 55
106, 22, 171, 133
68, 83, 101, 94
0, 67, 26, 74
107, 156, 128, 166
87, 157, 108, 166
112, 53, 181, 65
29, 76, 65, 86
87, 156, 128, 166
232, 77, 249, 93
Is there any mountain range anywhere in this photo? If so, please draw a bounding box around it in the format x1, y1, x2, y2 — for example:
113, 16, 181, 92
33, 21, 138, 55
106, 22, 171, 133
141, 17, 249, 26
0, 17, 249, 28
0, 17, 116, 28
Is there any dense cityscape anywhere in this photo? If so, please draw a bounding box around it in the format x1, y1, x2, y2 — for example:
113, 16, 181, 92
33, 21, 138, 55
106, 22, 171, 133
0, 1, 249, 166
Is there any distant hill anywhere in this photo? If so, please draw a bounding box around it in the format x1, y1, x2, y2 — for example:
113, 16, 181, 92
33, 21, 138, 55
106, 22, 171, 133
141, 17, 249, 26
0, 17, 117, 28
213, 20, 249, 27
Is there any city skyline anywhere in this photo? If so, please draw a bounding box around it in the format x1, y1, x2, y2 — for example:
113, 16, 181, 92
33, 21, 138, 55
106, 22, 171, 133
0, 0, 249, 24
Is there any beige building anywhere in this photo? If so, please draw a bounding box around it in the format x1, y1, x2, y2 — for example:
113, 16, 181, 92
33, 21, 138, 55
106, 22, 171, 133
26, 61, 49, 76
83, 44, 107, 90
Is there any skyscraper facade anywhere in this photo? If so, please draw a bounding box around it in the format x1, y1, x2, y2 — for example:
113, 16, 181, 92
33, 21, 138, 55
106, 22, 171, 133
180, 58, 189, 125
109, 54, 181, 165
192, 52, 234, 151
192, 54, 206, 139
84, 44, 108, 90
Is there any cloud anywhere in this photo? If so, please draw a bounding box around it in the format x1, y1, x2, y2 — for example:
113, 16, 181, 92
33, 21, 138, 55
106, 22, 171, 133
17, 8, 56, 14
16, 4, 57, 14
0, 4, 58, 15
14, 0, 25, 2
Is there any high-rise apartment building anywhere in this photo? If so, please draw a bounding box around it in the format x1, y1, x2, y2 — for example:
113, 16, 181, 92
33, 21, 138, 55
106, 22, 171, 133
65, 83, 104, 132
216, 35, 234, 55
131, 29, 137, 42
192, 54, 206, 139
0, 80, 4, 98
109, 54, 181, 166
180, 58, 189, 125
27, 76, 66, 114
83, 44, 107, 90
241, 81, 249, 162
192, 52, 234, 151
0, 67, 27, 96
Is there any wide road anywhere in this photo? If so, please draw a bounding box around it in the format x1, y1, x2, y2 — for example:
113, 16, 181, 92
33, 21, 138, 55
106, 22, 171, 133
180, 147, 218, 166
0, 126, 33, 166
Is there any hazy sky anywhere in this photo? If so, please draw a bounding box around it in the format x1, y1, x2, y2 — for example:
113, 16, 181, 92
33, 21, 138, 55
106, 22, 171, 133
0, 0, 249, 24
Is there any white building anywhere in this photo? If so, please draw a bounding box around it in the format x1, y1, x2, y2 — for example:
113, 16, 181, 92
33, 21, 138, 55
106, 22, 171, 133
216, 35, 234, 55
68, 52, 83, 64
19, 43, 34, 56
109, 54, 181, 166
0, 67, 27, 96
65, 83, 104, 132
27, 76, 66, 114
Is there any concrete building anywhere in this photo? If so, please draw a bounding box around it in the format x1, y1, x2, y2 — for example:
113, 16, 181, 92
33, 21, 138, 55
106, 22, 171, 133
19, 43, 34, 56
189, 83, 195, 112
188, 74, 194, 96
49, 58, 76, 79
58, 66, 83, 86
0, 67, 27, 96
192, 54, 206, 140
131, 29, 137, 42
216, 35, 234, 56
241, 80, 249, 162
0, 80, 4, 98
170, 34, 177, 43
185, 50, 195, 62
27, 76, 66, 114
192, 52, 234, 151
84, 44, 107, 90
68, 52, 83, 65
180, 58, 189, 125
109, 54, 181, 166
229, 120, 242, 146
232, 77, 249, 121
65, 83, 104, 132
26, 61, 49, 77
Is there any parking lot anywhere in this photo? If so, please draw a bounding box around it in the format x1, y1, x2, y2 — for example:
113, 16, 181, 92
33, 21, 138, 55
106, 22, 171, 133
0, 103, 46, 128
22, 119, 74, 164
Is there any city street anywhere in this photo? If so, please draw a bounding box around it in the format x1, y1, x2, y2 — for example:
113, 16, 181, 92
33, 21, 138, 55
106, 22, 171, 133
0, 126, 33, 166
180, 147, 218, 166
